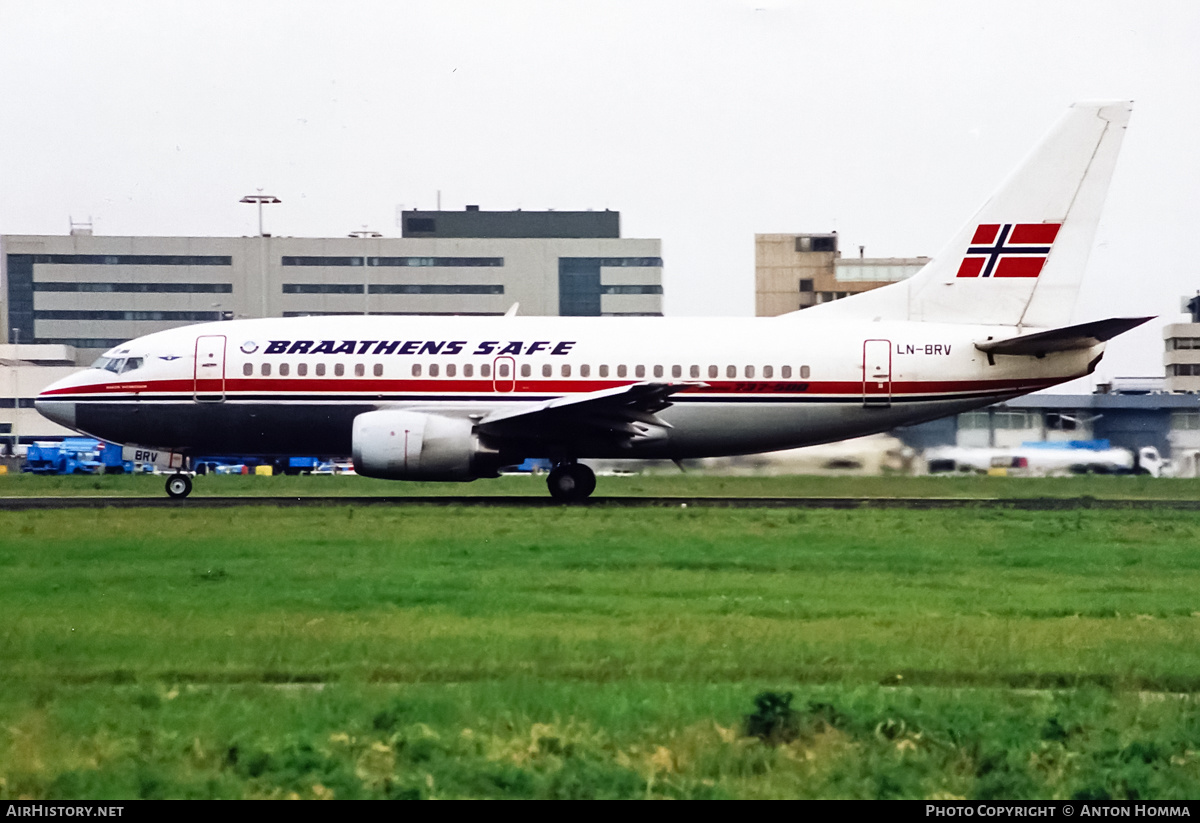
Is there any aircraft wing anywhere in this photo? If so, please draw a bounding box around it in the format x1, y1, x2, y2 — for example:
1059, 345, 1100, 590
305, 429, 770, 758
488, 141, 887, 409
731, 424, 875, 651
975, 316, 1154, 358
478, 381, 701, 444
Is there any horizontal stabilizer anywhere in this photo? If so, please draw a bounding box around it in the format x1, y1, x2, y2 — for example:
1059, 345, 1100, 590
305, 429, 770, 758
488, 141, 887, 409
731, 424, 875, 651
975, 317, 1154, 358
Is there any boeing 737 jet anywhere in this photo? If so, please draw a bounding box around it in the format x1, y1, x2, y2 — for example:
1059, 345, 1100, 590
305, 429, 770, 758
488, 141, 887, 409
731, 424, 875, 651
36, 101, 1148, 501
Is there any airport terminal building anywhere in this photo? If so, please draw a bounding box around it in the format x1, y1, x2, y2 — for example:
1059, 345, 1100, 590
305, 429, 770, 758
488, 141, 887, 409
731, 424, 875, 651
1, 208, 663, 366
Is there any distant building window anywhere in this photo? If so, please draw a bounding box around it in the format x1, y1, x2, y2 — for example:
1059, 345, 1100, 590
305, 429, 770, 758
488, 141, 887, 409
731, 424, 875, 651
812, 236, 837, 252
1171, 411, 1200, 430
34, 282, 232, 293
993, 410, 1037, 430
283, 283, 363, 294
600, 285, 663, 295
405, 217, 436, 233
958, 411, 990, 430
798, 279, 814, 293
1172, 338, 1200, 350
369, 284, 503, 295
1170, 364, 1200, 376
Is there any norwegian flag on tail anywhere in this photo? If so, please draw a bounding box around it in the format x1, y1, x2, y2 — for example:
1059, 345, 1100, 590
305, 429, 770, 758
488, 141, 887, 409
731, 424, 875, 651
956, 223, 1062, 278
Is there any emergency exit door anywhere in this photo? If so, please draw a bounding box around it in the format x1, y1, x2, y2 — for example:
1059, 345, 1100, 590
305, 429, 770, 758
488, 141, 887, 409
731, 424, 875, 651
194, 335, 227, 402
862, 339, 892, 408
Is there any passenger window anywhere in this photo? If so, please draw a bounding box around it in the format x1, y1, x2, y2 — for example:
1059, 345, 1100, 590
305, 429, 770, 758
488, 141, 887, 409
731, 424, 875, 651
800, 365, 811, 379
373, 364, 383, 377
580, 364, 590, 378
413, 364, 422, 377
446, 364, 456, 377
520, 364, 530, 377
243, 363, 253, 377
298, 363, 308, 377
261, 363, 271, 376
464, 364, 473, 377
672, 365, 682, 379
781, 365, 792, 378
763, 365, 773, 378
617, 365, 627, 378
600, 365, 609, 378
354, 363, 364, 377
316, 363, 326, 377
745, 366, 755, 378
708, 365, 718, 379
498, 363, 509, 378
635, 365, 645, 378
726, 365, 736, 378
543, 364, 553, 377
430, 364, 440, 377
334, 363, 345, 377
481, 364, 491, 378
653, 365, 663, 378
690, 365, 699, 379
280, 363, 290, 377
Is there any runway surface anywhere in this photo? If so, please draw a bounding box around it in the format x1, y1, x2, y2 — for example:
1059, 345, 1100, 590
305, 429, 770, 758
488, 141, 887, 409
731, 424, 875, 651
1, 495, 1199, 510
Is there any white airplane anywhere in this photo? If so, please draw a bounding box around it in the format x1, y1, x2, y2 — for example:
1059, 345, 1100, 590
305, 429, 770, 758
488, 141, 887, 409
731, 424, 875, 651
36, 101, 1150, 501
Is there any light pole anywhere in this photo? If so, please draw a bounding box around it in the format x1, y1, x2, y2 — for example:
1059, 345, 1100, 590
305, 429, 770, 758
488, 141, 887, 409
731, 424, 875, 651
240, 191, 281, 318
349, 228, 382, 314
10, 327, 19, 458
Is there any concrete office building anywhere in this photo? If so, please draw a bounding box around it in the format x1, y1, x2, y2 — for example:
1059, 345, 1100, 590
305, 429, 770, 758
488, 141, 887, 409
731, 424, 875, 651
1, 208, 663, 366
755, 231, 927, 316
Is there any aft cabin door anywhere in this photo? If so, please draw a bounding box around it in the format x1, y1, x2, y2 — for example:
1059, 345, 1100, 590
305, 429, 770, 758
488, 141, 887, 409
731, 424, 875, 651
194, 335, 227, 402
862, 339, 892, 408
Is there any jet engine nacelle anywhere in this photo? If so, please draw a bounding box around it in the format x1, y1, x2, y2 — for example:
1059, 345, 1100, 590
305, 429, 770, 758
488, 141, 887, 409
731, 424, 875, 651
352, 410, 499, 481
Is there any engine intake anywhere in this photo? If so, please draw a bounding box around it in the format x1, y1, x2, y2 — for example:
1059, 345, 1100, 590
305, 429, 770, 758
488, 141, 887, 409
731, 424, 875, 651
352, 410, 499, 481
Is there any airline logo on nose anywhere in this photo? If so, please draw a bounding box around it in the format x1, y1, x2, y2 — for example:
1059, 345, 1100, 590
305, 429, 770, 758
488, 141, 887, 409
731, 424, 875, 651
956, 223, 1061, 278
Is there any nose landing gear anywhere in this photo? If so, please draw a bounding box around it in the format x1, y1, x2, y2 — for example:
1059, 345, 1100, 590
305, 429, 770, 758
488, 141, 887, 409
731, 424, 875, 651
546, 461, 596, 503
165, 473, 192, 499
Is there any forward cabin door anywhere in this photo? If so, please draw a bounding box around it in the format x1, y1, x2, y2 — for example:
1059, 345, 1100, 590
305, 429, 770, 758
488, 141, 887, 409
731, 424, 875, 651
862, 339, 892, 408
194, 335, 227, 403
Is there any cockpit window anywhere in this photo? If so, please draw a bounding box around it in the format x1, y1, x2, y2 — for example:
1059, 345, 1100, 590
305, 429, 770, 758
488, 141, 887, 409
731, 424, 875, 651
103, 358, 126, 374
91, 356, 112, 371
121, 358, 143, 373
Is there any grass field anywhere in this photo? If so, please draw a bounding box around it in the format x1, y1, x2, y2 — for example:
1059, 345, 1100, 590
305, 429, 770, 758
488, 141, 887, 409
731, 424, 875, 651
4, 482, 1200, 798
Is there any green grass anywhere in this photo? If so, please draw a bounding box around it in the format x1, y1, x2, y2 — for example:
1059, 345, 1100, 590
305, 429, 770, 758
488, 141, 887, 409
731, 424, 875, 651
4, 503, 1200, 798
2, 470, 1199, 498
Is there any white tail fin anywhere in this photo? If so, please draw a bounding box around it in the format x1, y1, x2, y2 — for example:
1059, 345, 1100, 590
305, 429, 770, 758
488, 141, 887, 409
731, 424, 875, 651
795, 101, 1132, 328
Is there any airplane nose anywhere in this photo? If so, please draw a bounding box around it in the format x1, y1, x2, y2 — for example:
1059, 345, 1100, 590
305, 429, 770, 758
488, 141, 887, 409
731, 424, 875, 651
35, 398, 77, 429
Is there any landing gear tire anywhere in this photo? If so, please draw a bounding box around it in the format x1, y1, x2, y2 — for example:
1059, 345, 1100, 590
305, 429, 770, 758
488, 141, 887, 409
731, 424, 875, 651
166, 473, 193, 499
547, 462, 596, 503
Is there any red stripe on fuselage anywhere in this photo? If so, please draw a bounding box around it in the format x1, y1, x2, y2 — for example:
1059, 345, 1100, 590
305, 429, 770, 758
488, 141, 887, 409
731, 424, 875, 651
41, 375, 1068, 399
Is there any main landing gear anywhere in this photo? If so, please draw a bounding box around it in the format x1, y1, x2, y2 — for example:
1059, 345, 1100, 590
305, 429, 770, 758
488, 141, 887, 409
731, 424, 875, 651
546, 461, 596, 503
165, 473, 193, 499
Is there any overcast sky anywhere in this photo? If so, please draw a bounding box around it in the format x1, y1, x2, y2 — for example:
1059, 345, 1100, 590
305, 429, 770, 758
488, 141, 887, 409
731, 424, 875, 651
1, 0, 1197, 386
